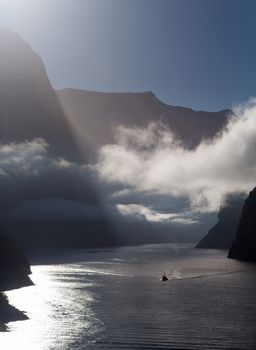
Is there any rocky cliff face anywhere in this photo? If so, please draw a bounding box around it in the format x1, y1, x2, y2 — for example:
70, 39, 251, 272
228, 188, 256, 261
0, 231, 32, 291
58, 88, 229, 151
0, 292, 28, 331
0, 231, 32, 330
0, 30, 110, 250
0, 29, 84, 162
196, 193, 246, 249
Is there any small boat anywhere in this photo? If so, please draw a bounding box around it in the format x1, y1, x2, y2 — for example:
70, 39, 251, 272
161, 273, 168, 281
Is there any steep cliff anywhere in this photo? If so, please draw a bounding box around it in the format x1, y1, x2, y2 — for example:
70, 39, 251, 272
0, 292, 28, 331
196, 193, 246, 249
0, 29, 85, 162
0, 231, 32, 330
0, 30, 113, 250
228, 188, 256, 261
0, 230, 32, 291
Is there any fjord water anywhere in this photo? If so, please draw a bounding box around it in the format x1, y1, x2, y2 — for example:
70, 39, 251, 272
3, 244, 256, 350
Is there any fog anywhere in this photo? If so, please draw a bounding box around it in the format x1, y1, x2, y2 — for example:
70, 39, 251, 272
2, 100, 255, 247
0, 135, 211, 247
96, 100, 256, 213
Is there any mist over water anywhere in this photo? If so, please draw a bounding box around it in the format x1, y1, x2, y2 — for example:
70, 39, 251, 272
2, 244, 256, 350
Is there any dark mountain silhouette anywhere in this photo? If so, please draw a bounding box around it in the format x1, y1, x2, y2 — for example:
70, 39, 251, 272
196, 193, 246, 249
0, 230, 32, 331
0, 30, 117, 250
3, 217, 119, 252
58, 88, 230, 151
228, 188, 256, 261
0, 230, 32, 291
0, 29, 85, 161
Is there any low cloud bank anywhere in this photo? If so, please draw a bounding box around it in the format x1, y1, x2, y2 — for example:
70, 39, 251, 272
1, 99, 255, 246
0, 138, 73, 177
96, 100, 256, 212
0, 138, 100, 209
116, 204, 198, 224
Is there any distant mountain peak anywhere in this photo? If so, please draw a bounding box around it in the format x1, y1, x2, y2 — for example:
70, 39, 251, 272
59, 88, 157, 98
58, 88, 229, 150
0, 30, 83, 161
0, 28, 35, 53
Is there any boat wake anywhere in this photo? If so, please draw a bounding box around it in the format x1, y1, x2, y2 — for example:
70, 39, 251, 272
167, 269, 256, 281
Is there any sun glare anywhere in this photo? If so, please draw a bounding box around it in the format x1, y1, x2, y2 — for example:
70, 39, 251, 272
0, 0, 33, 14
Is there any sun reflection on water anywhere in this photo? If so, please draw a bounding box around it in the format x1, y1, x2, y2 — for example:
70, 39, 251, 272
2, 245, 255, 350
2, 264, 102, 350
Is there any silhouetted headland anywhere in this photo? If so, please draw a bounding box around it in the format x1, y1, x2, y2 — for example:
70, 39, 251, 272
228, 188, 256, 261
196, 193, 246, 249
0, 230, 33, 331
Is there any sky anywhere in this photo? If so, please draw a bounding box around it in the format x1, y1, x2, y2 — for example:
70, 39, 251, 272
0, 0, 256, 111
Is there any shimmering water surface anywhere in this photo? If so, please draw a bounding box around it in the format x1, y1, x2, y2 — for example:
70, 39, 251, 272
2, 244, 256, 350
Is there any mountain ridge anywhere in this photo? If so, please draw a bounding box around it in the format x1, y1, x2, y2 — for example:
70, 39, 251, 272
58, 87, 230, 114
58, 88, 230, 151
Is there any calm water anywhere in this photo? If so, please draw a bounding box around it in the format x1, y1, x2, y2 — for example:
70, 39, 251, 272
2, 244, 256, 350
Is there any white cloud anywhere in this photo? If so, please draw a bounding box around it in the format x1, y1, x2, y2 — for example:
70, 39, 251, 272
0, 138, 48, 177
0, 134, 210, 235
116, 203, 198, 224
96, 99, 256, 212
0, 138, 103, 211
0, 138, 81, 178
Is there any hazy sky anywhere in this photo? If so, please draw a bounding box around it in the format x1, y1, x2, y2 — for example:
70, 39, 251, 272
0, 0, 256, 111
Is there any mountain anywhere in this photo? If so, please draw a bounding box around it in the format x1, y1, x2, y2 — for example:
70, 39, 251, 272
0, 29, 232, 252
0, 230, 32, 331
0, 30, 113, 251
58, 89, 230, 151
0, 230, 32, 291
196, 193, 246, 249
228, 188, 256, 261
0, 29, 84, 161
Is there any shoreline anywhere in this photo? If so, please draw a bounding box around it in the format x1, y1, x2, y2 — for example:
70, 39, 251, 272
0, 293, 29, 332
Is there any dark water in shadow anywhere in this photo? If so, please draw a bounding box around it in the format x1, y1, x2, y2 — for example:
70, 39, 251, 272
3, 244, 256, 349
